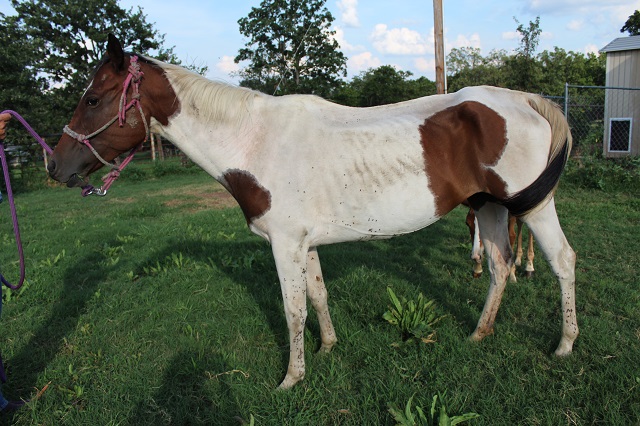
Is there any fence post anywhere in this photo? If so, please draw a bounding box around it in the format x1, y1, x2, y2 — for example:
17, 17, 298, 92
150, 133, 156, 162
564, 82, 569, 118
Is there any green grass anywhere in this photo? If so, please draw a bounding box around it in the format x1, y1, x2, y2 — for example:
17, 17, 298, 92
0, 166, 638, 425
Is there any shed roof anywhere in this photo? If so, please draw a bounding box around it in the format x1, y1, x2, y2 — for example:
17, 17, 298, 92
600, 35, 640, 53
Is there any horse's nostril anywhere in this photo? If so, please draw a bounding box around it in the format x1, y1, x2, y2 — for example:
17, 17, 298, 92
47, 159, 56, 174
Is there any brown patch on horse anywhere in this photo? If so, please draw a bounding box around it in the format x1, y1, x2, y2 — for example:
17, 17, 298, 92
419, 101, 508, 216
221, 169, 271, 223
139, 57, 180, 126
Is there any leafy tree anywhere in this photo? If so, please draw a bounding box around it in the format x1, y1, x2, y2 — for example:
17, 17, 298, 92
1, 1, 183, 191
405, 76, 437, 100
446, 48, 508, 92
356, 65, 415, 106
332, 66, 435, 107
515, 16, 542, 59
505, 16, 542, 91
0, 13, 47, 121
6, 0, 180, 136
446, 45, 604, 97
447, 47, 484, 76
621, 10, 640, 35
234, 0, 347, 97
0, 13, 51, 189
10, 0, 177, 87
538, 48, 605, 95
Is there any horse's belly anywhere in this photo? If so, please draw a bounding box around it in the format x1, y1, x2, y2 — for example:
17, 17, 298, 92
309, 174, 439, 245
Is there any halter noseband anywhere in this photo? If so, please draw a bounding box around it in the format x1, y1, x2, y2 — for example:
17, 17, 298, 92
63, 55, 150, 196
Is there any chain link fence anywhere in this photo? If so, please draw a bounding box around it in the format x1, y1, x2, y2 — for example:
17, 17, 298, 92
544, 84, 640, 157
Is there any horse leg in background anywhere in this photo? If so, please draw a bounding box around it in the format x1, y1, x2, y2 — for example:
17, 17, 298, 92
509, 217, 535, 282
469, 203, 513, 341
523, 198, 578, 355
306, 247, 337, 353
466, 209, 484, 278
271, 237, 311, 390
524, 228, 535, 278
513, 216, 522, 266
508, 215, 518, 283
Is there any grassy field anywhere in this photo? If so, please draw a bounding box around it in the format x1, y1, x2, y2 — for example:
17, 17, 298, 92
0, 162, 638, 425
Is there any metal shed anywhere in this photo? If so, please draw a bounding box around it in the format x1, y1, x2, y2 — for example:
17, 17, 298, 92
600, 35, 640, 157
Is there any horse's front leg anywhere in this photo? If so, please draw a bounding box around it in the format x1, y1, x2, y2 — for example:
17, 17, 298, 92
306, 247, 337, 353
271, 238, 310, 390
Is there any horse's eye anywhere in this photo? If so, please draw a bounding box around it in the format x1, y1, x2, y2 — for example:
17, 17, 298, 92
86, 97, 100, 107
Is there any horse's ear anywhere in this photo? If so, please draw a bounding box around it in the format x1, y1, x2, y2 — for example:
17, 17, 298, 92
107, 33, 125, 71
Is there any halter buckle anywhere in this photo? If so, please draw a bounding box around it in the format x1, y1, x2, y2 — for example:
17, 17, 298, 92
81, 185, 108, 197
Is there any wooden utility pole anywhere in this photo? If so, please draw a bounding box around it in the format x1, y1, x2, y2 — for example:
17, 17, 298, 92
433, 0, 445, 94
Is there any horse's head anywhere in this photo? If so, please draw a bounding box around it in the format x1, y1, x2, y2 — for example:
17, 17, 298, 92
48, 34, 178, 190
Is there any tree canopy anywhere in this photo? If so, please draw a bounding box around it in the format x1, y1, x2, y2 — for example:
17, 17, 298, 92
446, 17, 605, 95
4, 0, 181, 136
234, 0, 347, 97
621, 10, 640, 35
332, 66, 435, 107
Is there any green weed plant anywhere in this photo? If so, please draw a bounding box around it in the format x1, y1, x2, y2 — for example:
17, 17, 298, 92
383, 287, 443, 345
389, 393, 480, 426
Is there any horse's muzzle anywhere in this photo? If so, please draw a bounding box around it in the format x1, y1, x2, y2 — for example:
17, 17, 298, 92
47, 159, 85, 187
65, 174, 87, 188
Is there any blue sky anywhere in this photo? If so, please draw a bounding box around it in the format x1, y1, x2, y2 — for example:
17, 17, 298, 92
1, 0, 638, 84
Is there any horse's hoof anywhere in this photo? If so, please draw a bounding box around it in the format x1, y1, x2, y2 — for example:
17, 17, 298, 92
554, 335, 577, 356
525, 271, 534, 278
277, 377, 298, 391
554, 346, 573, 357
318, 342, 335, 355
469, 328, 493, 342
472, 272, 482, 279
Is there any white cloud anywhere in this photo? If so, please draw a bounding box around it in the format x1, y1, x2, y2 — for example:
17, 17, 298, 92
337, 0, 360, 28
541, 31, 554, 40
348, 52, 381, 72
584, 44, 600, 55
447, 33, 482, 51
502, 31, 519, 41
414, 57, 436, 73
567, 19, 585, 31
370, 24, 432, 55
332, 26, 361, 52
524, 0, 638, 15
216, 56, 239, 74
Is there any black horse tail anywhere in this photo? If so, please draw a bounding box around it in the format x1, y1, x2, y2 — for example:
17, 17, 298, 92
500, 95, 573, 217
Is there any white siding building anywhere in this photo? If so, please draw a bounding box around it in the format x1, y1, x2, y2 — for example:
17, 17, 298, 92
600, 35, 640, 157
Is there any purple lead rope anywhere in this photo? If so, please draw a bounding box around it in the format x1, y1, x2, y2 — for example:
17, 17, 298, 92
0, 110, 54, 291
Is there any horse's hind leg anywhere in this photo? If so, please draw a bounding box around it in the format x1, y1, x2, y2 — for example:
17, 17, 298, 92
513, 216, 522, 266
466, 209, 484, 278
306, 247, 337, 353
470, 203, 513, 341
525, 230, 535, 278
509, 215, 518, 283
523, 198, 578, 355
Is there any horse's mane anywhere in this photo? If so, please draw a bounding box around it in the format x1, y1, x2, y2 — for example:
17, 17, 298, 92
144, 56, 263, 128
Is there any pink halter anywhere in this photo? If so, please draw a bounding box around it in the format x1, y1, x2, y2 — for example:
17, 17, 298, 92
63, 55, 150, 196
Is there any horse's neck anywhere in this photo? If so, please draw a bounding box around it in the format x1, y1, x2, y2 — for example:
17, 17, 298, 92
152, 101, 260, 180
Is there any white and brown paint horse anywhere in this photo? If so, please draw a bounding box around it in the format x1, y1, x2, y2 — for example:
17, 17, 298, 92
48, 35, 578, 389
465, 208, 535, 281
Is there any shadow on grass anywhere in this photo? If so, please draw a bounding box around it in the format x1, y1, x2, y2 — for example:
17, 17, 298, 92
126, 350, 242, 425
3, 238, 123, 421
131, 214, 484, 365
